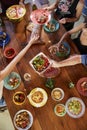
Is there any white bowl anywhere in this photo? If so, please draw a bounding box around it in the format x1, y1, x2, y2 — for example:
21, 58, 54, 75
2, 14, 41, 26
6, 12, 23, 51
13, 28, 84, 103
51, 88, 64, 101
14, 109, 33, 130
54, 104, 66, 117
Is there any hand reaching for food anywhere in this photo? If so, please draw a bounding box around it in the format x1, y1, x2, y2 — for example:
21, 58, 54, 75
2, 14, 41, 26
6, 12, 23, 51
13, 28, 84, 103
59, 18, 67, 24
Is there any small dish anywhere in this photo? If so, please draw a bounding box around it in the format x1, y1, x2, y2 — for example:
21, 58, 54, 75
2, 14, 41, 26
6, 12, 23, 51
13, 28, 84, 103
44, 19, 59, 33
4, 47, 16, 60
54, 104, 66, 117
24, 73, 31, 81
76, 77, 87, 96
13, 91, 26, 105
14, 109, 33, 130
4, 72, 21, 90
51, 88, 64, 101
56, 42, 70, 58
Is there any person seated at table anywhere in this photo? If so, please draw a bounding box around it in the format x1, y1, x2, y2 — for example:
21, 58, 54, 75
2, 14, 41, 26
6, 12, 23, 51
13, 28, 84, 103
51, 54, 87, 67
44, 0, 84, 31
0, 34, 39, 108
1, 0, 24, 14
49, 22, 87, 54
82, 0, 87, 21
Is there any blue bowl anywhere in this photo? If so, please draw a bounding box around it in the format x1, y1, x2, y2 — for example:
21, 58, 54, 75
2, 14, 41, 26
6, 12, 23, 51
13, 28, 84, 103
0, 31, 10, 47
56, 42, 70, 58
4, 72, 21, 90
44, 19, 59, 33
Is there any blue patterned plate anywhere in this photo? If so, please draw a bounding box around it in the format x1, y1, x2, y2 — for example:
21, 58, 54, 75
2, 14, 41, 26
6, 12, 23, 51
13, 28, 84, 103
4, 72, 21, 90
0, 31, 10, 47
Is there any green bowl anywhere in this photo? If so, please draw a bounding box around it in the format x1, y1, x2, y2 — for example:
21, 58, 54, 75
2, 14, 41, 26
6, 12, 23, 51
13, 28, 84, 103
44, 19, 59, 33
4, 72, 21, 90
56, 42, 70, 58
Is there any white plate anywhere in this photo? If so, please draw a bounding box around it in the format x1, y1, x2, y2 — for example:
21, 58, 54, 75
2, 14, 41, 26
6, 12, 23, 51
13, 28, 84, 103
14, 109, 33, 130
65, 97, 85, 118
27, 87, 48, 107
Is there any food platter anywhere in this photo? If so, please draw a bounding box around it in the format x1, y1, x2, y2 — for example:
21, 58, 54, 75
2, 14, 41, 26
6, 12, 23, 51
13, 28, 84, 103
0, 31, 10, 47
6, 5, 26, 22
51, 88, 64, 101
29, 52, 51, 75
54, 104, 66, 117
65, 97, 85, 118
76, 77, 87, 96
13, 109, 33, 130
30, 9, 51, 25
4, 72, 21, 90
27, 87, 48, 107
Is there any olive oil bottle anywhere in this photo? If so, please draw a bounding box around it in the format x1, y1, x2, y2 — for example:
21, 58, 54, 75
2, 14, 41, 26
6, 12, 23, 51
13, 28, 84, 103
32, 0, 37, 11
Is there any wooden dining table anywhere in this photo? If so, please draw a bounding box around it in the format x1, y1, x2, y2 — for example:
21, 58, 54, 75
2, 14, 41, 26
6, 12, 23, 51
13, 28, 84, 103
0, 3, 87, 130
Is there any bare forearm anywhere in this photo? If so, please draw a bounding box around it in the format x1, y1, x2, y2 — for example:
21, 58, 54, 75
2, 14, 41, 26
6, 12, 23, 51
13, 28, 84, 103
53, 55, 81, 68
0, 40, 32, 81
48, 0, 59, 10
56, 32, 70, 46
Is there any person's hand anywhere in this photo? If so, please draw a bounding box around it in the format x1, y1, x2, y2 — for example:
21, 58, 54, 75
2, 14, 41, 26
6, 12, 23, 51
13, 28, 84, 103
48, 42, 61, 55
29, 34, 39, 46
59, 18, 67, 24
49, 45, 58, 55
19, 1, 25, 7
44, 7, 53, 12
50, 59, 59, 68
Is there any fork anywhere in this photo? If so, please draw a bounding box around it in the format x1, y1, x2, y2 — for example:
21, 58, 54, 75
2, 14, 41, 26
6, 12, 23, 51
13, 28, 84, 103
3, 40, 5, 50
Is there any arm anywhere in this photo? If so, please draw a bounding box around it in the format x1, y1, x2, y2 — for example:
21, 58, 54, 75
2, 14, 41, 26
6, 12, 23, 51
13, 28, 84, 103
49, 23, 85, 54
19, 0, 24, 3
51, 55, 82, 68
58, 22, 86, 44
19, 0, 25, 6
0, 35, 39, 82
44, 0, 59, 11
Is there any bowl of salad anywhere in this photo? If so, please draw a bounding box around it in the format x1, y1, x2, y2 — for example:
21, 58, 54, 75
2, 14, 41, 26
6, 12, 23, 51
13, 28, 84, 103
65, 97, 85, 118
29, 52, 51, 75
